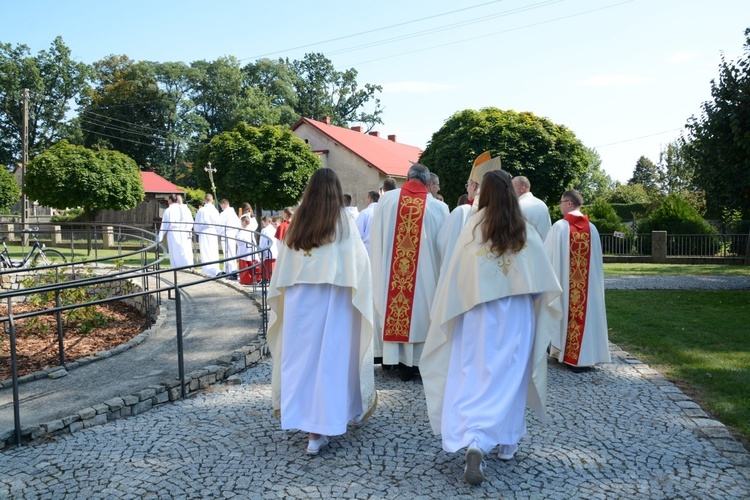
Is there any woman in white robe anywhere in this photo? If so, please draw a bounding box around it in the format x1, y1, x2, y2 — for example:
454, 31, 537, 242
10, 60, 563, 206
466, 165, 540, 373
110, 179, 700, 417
267, 168, 376, 456
421, 170, 562, 486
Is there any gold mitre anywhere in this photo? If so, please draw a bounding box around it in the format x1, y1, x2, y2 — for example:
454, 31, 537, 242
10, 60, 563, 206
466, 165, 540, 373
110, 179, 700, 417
470, 151, 503, 184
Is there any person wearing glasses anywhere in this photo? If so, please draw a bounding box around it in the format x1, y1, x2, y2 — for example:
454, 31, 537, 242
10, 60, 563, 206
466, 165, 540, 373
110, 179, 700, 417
544, 190, 610, 372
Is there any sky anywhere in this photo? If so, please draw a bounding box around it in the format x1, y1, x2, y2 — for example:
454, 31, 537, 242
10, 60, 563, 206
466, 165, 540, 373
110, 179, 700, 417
2, 0, 749, 183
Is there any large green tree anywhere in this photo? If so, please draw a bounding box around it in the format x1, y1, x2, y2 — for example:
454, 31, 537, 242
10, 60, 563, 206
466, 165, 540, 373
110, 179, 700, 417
658, 139, 705, 214
629, 156, 660, 194
686, 28, 750, 219
419, 108, 590, 209
290, 53, 383, 129
0, 36, 90, 169
0, 167, 20, 211
196, 123, 321, 212
573, 147, 613, 205
190, 56, 247, 138
25, 140, 144, 219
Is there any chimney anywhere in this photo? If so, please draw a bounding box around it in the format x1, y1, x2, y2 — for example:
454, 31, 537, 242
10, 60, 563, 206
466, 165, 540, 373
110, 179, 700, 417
321, 116, 331, 125
369, 131, 380, 137
351, 126, 363, 133
388, 134, 397, 142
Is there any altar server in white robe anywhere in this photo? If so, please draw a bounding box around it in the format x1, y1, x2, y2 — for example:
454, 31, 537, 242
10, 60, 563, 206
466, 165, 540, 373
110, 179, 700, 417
544, 189, 610, 369
218, 199, 241, 278
267, 168, 377, 456
370, 163, 449, 381
421, 169, 562, 486
194, 194, 221, 276
512, 176, 551, 241
176, 195, 195, 266
157, 194, 193, 268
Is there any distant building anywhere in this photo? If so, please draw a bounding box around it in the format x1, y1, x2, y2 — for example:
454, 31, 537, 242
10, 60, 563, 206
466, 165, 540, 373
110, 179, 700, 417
94, 172, 184, 228
292, 116, 422, 210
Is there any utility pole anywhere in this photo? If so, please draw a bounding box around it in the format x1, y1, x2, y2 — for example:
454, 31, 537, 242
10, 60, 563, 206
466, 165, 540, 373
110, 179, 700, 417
21, 88, 28, 246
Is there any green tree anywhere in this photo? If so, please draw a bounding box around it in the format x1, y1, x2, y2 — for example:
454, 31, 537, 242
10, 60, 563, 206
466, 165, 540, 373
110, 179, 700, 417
0, 167, 20, 210
25, 140, 144, 219
658, 139, 705, 214
242, 57, 298, 126
419, 108, 590, 210
573, 148, 613, 204
629, 156, 660, 193
290, 53, 383, 129
606, 182, 653, 204
0, 36, 90, 168
583, 198, 627, 234
196, 124, 321, 212
686, 28, 750, 219
190, 56, 247, 138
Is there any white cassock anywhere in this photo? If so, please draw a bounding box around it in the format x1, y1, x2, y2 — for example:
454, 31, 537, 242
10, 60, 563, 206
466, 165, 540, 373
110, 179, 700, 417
194, 203, 221, 276
370, 187, 449, 366
179, 203, 195, 266
355, 202, 378, 254
421, 210, 562, 454
267, 211, 377, 435
260, 224, 279, 260
345, 206, 359, 220
518, 192, 552, 241
544, 211, 611, 367
157, 203, 193, 268
219, 206, 241, 273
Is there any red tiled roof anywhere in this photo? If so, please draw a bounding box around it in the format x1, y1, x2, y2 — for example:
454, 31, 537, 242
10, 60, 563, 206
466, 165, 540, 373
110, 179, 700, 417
140, 171, 183, 194
292, 117, 422, 177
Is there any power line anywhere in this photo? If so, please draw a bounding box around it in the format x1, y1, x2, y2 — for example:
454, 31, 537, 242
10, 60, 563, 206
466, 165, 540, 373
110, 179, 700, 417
344, 1, 634, 67
239, 0, 509, 61
594, 128, 685, 148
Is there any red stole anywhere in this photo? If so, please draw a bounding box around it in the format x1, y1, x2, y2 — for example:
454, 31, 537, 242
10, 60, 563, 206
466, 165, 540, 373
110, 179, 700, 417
563, 213, 592, 365
382, 181, 429, 342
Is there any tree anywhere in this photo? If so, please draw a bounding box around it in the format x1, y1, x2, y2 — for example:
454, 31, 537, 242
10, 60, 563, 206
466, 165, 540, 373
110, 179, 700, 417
25, 140, 144, 219
606, 182, 653, 204
629, 156, 660, 193
289, 53, 383, 129
658, 139, 705, 214
0, 36, 90, 168
0, 167, 19, 211
190, 56, 247, 138
242, 57, 298, 126
419, 108, 590, 210
573, 148, 614, 205
196, 124, 321, 212
583, 198, 627, 234
686, 28, 750, 219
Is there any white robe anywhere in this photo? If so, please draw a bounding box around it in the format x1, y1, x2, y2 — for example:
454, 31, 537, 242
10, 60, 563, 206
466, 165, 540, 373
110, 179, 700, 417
194, 203, 221, 276
157, 203, 193, 268
261, 224, 279, 260
421, 210, 562, 440
219, 206, 241, 273
355, 202, 378, 254
544, 212, 611, 367
370, 187, 449, 367
518, 192, 552, 241
267, 211, 377, 431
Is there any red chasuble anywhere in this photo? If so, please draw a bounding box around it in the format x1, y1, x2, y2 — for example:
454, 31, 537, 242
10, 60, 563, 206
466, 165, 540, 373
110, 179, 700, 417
563, 213, 592, 365
382, 181, 429, 343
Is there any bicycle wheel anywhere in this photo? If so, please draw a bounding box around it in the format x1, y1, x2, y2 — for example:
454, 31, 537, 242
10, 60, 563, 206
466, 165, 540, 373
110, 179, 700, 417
31, 249, 67, 267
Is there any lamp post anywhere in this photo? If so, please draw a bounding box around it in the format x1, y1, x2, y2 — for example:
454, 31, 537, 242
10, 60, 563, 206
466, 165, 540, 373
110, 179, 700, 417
204, 162, 218, 202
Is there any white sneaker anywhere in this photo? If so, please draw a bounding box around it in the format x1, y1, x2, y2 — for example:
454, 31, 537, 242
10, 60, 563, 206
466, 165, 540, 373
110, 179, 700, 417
464, 442, 485, 485
306, 435, 329, 455
497, 444, 518, 460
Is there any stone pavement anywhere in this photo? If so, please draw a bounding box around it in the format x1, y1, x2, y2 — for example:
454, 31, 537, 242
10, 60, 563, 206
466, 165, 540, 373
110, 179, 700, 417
0, 276, 748, 498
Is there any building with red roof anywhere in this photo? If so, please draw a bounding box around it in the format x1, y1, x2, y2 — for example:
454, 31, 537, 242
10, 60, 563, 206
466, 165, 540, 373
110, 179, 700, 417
95, 171, 184, 226
292, 117, 422, 210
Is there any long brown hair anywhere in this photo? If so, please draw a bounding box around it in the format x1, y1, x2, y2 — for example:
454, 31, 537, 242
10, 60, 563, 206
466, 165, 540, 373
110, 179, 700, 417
284, 168, 345, 251
474, 170, 526, 255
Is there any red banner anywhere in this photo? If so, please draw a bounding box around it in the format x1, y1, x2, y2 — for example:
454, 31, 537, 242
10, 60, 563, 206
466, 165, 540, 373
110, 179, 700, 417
382, 181, 429, 343
563, 213, 592, 365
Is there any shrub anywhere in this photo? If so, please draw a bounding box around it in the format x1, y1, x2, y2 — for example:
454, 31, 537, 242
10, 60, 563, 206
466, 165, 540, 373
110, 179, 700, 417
639, 194, 717, 255
583, 198, 629, 234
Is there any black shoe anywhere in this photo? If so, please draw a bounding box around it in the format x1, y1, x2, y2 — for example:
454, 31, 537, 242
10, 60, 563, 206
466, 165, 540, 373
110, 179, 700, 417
225, 274, 238, 281
567, 364, 592, 373
399, 364, 414, 382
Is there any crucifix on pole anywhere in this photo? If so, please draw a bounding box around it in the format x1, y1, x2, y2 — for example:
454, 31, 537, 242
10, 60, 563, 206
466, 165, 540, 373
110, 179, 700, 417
204, 161, 218, 203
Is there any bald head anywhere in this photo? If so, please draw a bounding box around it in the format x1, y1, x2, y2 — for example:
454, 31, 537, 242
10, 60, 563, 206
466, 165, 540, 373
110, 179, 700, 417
512, 176, 530, 197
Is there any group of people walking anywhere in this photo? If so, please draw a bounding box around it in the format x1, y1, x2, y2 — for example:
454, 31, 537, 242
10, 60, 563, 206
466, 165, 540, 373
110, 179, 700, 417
265, 152, 610, 486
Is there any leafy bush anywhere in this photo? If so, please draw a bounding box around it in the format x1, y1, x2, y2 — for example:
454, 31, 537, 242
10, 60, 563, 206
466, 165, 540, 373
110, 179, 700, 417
639, 194, 717, 255
51, 207, 85, 223
583, 198, 629, 234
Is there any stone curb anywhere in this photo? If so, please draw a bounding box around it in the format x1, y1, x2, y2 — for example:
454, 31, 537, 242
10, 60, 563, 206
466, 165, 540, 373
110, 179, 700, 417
610, 342, 750, 482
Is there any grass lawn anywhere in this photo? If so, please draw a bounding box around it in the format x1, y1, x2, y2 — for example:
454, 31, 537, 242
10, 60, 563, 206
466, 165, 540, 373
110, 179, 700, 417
606, 289, 750, 445
605, 263, 750, 276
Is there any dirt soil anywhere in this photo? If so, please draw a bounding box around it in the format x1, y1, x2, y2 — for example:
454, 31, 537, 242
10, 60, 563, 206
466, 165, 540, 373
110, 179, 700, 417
0, 301, 145, 380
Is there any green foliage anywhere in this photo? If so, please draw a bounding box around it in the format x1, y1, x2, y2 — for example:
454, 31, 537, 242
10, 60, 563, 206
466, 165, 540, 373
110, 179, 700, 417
0, 36, 90, 168
0, 167, 20, 209
572, 148, 613, 204
50, 207, 84, 223
583, 198, 628, 234
606, 182, 654, 204
180, 186, 205, 211
25, 140, 144, 218
640, 194, 716, 235
609, 203, 651, 221
686, 28, 750, 219
658, 139, 705, 214
629, 156, 660, 193
289, 53, 383, 130
197, 124, 321, 210
420, 108, 590, 210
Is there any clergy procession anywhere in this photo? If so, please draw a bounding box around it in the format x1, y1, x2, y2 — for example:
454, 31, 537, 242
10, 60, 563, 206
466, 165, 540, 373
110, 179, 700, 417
156, 152, 609, 486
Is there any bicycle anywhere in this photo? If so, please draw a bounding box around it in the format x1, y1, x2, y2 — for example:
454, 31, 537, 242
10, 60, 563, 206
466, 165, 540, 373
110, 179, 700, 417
0, 228, 67, 269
